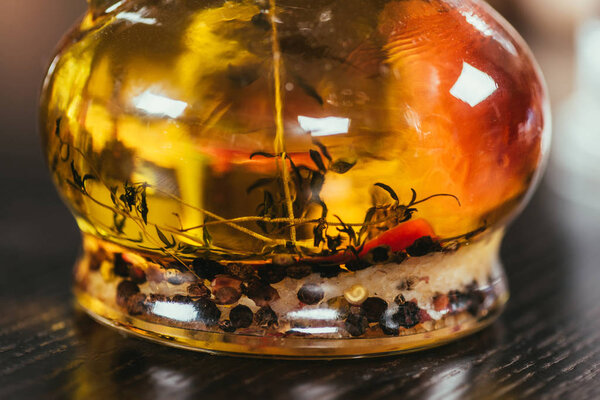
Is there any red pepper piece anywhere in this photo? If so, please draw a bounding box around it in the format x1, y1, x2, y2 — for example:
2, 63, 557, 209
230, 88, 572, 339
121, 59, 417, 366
359, 218, 437, 257
303, 218, 437, 265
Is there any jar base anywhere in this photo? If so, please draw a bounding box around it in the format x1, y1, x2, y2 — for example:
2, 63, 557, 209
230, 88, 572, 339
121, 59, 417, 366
75, 288, 506, 359
73, 233, 508, 359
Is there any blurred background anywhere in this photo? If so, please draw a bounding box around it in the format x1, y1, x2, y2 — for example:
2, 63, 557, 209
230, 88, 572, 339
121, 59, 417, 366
1, 0, 600, 398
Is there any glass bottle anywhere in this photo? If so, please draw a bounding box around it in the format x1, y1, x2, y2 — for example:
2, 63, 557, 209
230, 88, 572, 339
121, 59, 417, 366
40, 0, 550, 358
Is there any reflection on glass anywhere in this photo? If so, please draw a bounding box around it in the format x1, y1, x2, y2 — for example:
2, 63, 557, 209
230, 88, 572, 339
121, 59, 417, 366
133, 92, 188, 118
450, 62, 498, 107
116, 10, 158, 25
297, 116, 350, 136
152, 302, 198, 322
40, 0, 549, 358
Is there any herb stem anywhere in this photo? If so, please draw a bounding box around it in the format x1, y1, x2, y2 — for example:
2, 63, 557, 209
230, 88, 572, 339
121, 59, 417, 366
269, 0, 298, 246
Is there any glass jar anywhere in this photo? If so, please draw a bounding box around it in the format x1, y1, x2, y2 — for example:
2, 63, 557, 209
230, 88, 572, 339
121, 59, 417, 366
40, 0, 550, 358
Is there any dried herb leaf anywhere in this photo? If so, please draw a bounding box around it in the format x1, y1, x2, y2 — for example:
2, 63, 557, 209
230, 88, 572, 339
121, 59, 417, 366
178, 243, 201, 254
358, 206, 377, 239
250, 151, 276, 159
113, 212, 126, 234
120, 182, 138, 211
55, 117, 62, 138
70, 161, 84, 191
313, 220, 327, 247
312, 140, 332, 162
374, 183, 399, 202
69, 163, 96, 193
138, 186, 148, 224
155, 226, 175, 248
326, 234, 343, 252
294, 74, 324, 105
334, 215, 357, 245
330, 159, 356, 174
203, 226, 213, 246
83, 174, 97, 186
109, 186, 119, 205
309, 150, 326, 171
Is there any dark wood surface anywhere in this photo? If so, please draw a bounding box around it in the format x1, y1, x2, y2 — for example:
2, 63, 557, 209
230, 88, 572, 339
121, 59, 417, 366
2, 1, 599, 399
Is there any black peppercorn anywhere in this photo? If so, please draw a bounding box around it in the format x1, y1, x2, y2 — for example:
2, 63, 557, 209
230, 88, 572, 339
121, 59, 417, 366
379, 301, 422, 335
447, 288, 486, 316
126, 293, 147, 315
255, 306, 278, 328
192, 258, 225, 281
214, 287, 242, 305
171, 294, 193, 304
311, 264, 342, 278
286, 264, 312, 279
229, 305, 254, 329
467, 290, 485, 316
345, 313, 369, 337
367, 246, 391, 264
345, 258, 371, 271
187, 283, 211, 298
226, 263, 256, 281
257, 265, 286, 284
395, 301, 421, 328
194, 298, 221, 326
297, 283, 324, 305
448, 290, 470, 313
379, 308, 400, 336
243, 279, 280, 307
361, 297, 388, 322
406, 236, 442, 257
113, 253, 130, 277
116, 280, 139, 307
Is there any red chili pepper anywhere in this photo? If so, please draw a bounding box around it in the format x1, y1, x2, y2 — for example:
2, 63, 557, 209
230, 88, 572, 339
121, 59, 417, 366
358, 218, 436, 257
303, 218, 437, 265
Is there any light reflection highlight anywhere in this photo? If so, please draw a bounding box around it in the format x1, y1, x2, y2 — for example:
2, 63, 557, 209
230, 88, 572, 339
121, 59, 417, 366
450, 62, 498, 107
298, 116, 350, 137
116, 10, 158, 25
152, 301, 197, 322
460, 10, 518, 56
289, 327, 339, 335
133, 91, 188, 118
286, 308, 339, 321
105, 1, 124, 13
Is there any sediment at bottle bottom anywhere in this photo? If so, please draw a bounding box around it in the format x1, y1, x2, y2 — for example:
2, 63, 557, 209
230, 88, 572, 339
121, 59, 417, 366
73, 233, 508, 358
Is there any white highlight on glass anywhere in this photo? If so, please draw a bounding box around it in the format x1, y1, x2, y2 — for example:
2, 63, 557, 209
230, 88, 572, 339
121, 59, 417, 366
105, 1, 124, 13
460, 10, 518, 56
289, 327, 339, 335
286, 308, 339, 321
133, 91, 188, 118
450, 62, 498, 107
152, 301, 197, 322
298, 116, 350, 137
116, 10, 158, 25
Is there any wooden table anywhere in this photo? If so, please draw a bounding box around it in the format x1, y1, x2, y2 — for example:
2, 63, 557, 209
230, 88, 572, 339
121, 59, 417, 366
2, 1, 599, 399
